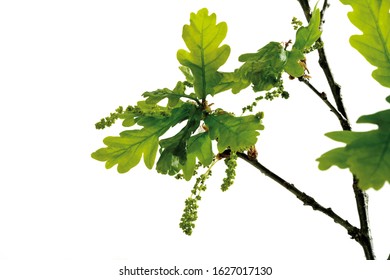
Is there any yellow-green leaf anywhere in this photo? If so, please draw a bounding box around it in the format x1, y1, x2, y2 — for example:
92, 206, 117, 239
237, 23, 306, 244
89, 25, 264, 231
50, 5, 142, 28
92, 104, 195, 173
285, 7, 322, 78
177, 8, 231, 98
293, 7, 322, 50
92, 120, 166, 173
284, 48, 306, 77
340, 0, 390, 87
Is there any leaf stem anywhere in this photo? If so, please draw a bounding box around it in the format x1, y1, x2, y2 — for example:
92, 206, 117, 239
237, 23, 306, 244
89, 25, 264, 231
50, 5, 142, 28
192, 158, 220, 199
236, 152, 361, 241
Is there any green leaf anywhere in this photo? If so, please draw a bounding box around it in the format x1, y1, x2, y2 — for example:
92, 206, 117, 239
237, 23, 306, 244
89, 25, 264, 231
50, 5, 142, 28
317, 96, 390, 190
92, 120, 165, 173
142, 82, 197, 107
181, 132, 213, 180
143, 88, 178, 107
293, 7, 322, 50
177, 8, 231, 98
285, 7, 322, 78
317, 147, 350, 170
92, 103, 195, 173
237, 42, 287, 92
212, 71, 251, 94
179, 66, 194, 84
205, 112, 264, 152
284, 48, 306, 78
187, 133, 213, 166
157, 105, 203, 176
207, 69, 251, 94
340, 0, 390, 87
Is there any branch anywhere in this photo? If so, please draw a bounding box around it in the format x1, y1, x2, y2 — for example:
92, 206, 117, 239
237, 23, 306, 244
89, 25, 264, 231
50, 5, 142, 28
297, 0, 311, 22
236, 152, 361, 241
294, 77, 375, 259
297, 0, 375, 260
298, 0, 329, 24
298, 77, 350, 130
352, 176, 375, 259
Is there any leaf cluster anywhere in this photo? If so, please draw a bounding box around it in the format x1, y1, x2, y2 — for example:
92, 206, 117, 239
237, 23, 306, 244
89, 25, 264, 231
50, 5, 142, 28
92, 7, 327, 235
224, 7, 321, 96
92, 8, 266, 182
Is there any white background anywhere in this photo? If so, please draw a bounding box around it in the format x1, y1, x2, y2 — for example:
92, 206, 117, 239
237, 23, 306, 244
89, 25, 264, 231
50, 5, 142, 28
1, 0, 389, 279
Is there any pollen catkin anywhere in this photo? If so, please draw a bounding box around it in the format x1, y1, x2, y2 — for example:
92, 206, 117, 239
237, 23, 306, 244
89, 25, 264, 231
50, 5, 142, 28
221, 153, 238, 192
179, 162, 213, 235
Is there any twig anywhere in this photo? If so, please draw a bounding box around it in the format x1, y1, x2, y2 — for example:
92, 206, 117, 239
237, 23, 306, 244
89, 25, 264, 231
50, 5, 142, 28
298, 77, 350, 129
317, 0, 347, 119
236, 152, 361, 241
320, 0, 330, 22
297, 0, 349, 122
317, 47, 349, 121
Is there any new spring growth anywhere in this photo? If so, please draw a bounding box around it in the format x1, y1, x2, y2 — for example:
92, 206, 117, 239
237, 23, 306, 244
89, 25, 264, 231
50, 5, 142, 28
242, 81, 289, 114
95, 106, 124, 129
304, 40, 324, 54
291, 17, 303, 30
